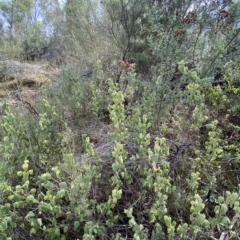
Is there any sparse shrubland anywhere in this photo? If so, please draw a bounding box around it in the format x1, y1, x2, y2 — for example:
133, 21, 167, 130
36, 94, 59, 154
1, 0, 240, 239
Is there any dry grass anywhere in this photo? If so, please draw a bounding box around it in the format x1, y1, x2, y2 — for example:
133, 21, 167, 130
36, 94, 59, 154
0, 60, 55, 98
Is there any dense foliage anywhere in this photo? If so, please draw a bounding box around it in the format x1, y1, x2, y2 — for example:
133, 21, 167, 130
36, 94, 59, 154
1, 0, 240, 239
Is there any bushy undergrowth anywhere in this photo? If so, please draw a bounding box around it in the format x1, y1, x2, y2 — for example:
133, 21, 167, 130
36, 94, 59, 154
0, 60, 240, 239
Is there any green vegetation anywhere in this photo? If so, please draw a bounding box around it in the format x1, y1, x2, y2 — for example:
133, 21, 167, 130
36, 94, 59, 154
1, 0, 240, 239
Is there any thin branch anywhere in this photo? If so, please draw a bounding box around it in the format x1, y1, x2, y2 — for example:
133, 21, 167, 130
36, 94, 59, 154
204, 28, 240, 76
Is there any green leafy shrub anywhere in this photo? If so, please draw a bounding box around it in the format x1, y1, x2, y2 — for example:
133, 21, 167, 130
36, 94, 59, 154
1, 1, 240, 238
0, 99, 68, 182
1, 75, 240, 239
0, 159, 100, 239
